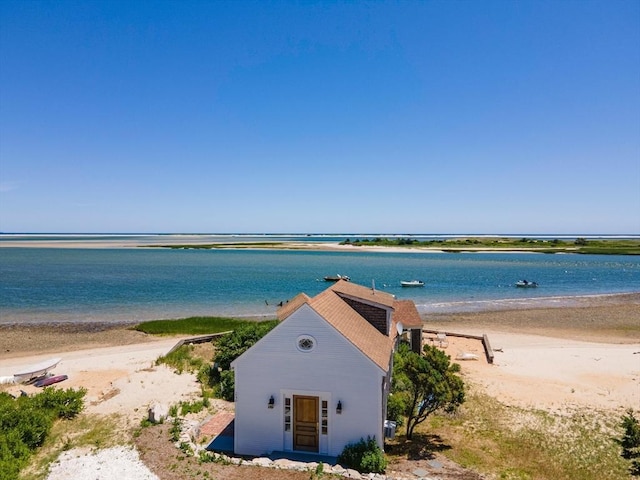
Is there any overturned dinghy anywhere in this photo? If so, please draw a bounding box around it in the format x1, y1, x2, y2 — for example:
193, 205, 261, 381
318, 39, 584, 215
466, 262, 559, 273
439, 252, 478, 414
13, 357, 61, 383
455, 352, 480, 361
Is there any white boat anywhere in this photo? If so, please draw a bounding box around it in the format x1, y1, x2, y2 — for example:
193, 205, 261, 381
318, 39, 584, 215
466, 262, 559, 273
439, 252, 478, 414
400, 280, 424, 287
13, 357, 61, 383
515, 280, 538, 288
324, 274, 350, 282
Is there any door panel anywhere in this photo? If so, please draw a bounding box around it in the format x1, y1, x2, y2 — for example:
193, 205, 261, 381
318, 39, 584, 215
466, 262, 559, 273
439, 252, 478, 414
293, 395, 319, 452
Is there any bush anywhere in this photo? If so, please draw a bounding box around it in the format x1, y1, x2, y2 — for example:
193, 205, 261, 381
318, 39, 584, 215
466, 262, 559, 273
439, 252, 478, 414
209, 320, 277, 400
386, 393, 406, 427
337, 436, 387, 473
0, 388, 86, 477
217, 370, 235, 402
30, 386, 86, 420
619, 409, 640, 475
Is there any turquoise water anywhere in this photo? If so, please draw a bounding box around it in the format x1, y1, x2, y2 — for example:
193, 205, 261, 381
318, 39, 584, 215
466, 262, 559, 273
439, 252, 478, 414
1, 246, 639, 324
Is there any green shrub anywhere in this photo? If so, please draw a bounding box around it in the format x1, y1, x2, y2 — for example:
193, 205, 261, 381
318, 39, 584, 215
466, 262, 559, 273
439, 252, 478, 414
212, 321, 278, 371
337, 436, 387, 473
216, 370, 235, 402
386, 393, 406, 427
169, 417, 182, 442
209, 320, 276, 400
30, 386, 86, 419
619, 409, 640, 475
0, 388, 86, 477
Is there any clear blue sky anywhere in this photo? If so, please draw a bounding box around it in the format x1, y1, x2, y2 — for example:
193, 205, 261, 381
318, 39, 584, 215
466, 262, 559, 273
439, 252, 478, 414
1, 1, 639, 234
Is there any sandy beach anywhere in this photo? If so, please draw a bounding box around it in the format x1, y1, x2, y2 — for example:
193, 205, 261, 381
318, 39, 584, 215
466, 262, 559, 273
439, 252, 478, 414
2, 294, 638, 415
1, 294, 638, 479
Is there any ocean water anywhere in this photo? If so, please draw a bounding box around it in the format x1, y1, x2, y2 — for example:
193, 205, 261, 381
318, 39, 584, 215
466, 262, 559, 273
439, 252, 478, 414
1, 244, 639, 324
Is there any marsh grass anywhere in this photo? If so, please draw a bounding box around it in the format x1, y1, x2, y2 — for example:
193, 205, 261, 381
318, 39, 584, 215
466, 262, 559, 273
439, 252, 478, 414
133, 316, 253, 335
391, 392, 628, 480
20, 414, 126, 480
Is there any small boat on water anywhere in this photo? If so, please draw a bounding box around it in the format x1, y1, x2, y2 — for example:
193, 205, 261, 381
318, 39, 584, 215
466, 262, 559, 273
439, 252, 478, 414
515, 280, 538, 288
400, 280, 425, 287
34, 374, 68, 388
324, 274, 350, 282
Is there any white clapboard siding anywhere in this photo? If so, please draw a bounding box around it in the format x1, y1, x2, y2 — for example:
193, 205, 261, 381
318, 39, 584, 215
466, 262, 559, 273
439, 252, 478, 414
233, 303, 387, 457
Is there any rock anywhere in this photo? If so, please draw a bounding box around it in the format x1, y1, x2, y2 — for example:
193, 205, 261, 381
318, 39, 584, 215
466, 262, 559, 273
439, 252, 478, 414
412, 468, 428, 477
251, 457, 273, 467
147, 403, 168, 423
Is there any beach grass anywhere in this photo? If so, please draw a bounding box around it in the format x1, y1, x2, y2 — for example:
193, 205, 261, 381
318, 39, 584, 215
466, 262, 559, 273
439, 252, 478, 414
386, 391, 628, 480
132, 316, 264, 335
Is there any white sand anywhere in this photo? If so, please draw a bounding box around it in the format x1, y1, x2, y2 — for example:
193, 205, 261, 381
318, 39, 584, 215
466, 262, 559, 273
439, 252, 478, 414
4, 330, 638, 477
46, 446, 158, 480
435, 332, 640, 413
0, 338, 201, 420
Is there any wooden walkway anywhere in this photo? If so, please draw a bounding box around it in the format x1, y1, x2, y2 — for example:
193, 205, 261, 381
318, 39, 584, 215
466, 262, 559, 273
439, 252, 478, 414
422, 329, 494, 364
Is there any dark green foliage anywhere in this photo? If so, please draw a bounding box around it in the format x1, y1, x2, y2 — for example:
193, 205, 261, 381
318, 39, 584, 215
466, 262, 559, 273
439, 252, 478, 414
390, 343, 465, 439
30, 386, 86, 420
337, 436, 387, 473
619, 409, 640, 475
209, 320, 277, 400
0, 388, 86, 477
212, 320, 278, 371
386, 393, 406, 427
216, 370, 236, 402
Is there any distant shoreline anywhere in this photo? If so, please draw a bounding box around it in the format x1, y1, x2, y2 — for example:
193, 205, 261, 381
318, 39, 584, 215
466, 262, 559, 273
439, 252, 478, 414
1, 234, 638, 255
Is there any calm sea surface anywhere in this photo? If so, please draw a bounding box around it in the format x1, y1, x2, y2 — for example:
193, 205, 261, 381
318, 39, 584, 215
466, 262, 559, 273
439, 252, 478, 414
1, 236, 639, 324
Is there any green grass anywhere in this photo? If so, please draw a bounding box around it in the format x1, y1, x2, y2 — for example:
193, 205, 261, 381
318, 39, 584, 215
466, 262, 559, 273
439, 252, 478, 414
133, 316, 259, 335
387, 392, 629, 480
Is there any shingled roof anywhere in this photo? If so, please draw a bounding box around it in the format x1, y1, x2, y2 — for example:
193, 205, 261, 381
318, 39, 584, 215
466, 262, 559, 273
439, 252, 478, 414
276, 280, 414, 372
393, 300, 423, 329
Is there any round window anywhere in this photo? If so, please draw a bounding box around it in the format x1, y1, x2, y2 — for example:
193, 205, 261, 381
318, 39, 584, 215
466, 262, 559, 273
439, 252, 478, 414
296, 335, 316, 352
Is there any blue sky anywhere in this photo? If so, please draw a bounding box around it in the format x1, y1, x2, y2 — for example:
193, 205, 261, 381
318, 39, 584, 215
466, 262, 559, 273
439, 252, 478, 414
1, 1, 638, 234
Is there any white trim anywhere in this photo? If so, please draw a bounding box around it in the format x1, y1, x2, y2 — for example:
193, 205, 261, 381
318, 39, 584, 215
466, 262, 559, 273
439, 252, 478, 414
296, 334, 317, 352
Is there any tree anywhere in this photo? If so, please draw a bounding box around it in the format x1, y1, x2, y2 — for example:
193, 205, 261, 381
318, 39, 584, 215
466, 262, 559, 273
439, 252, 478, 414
392, 344, 465, 439
619, 409, 640, 476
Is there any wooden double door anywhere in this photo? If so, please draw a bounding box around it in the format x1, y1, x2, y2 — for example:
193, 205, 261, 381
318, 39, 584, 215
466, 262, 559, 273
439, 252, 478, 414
293, 395, 319, 452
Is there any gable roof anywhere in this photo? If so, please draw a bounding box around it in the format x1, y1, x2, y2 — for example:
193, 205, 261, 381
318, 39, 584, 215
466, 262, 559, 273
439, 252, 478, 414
276, 292, 310, 321
277, 280, 402, 372
328, 280, 396, 308
309, 289, 396, 371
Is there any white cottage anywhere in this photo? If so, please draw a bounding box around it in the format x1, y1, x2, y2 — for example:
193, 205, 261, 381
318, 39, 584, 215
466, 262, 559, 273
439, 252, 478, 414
231, 280, 422, 457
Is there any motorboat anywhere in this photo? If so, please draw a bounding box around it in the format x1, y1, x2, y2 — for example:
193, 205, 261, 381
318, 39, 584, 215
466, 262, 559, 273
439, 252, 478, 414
324, 274, 350, 282
515, 280, 538, 288
400, 280, 425, 287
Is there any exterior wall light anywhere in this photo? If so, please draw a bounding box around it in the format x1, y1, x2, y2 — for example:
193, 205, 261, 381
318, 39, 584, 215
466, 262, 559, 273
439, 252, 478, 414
268, 396, 275, 409
336, 400, 342, 414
